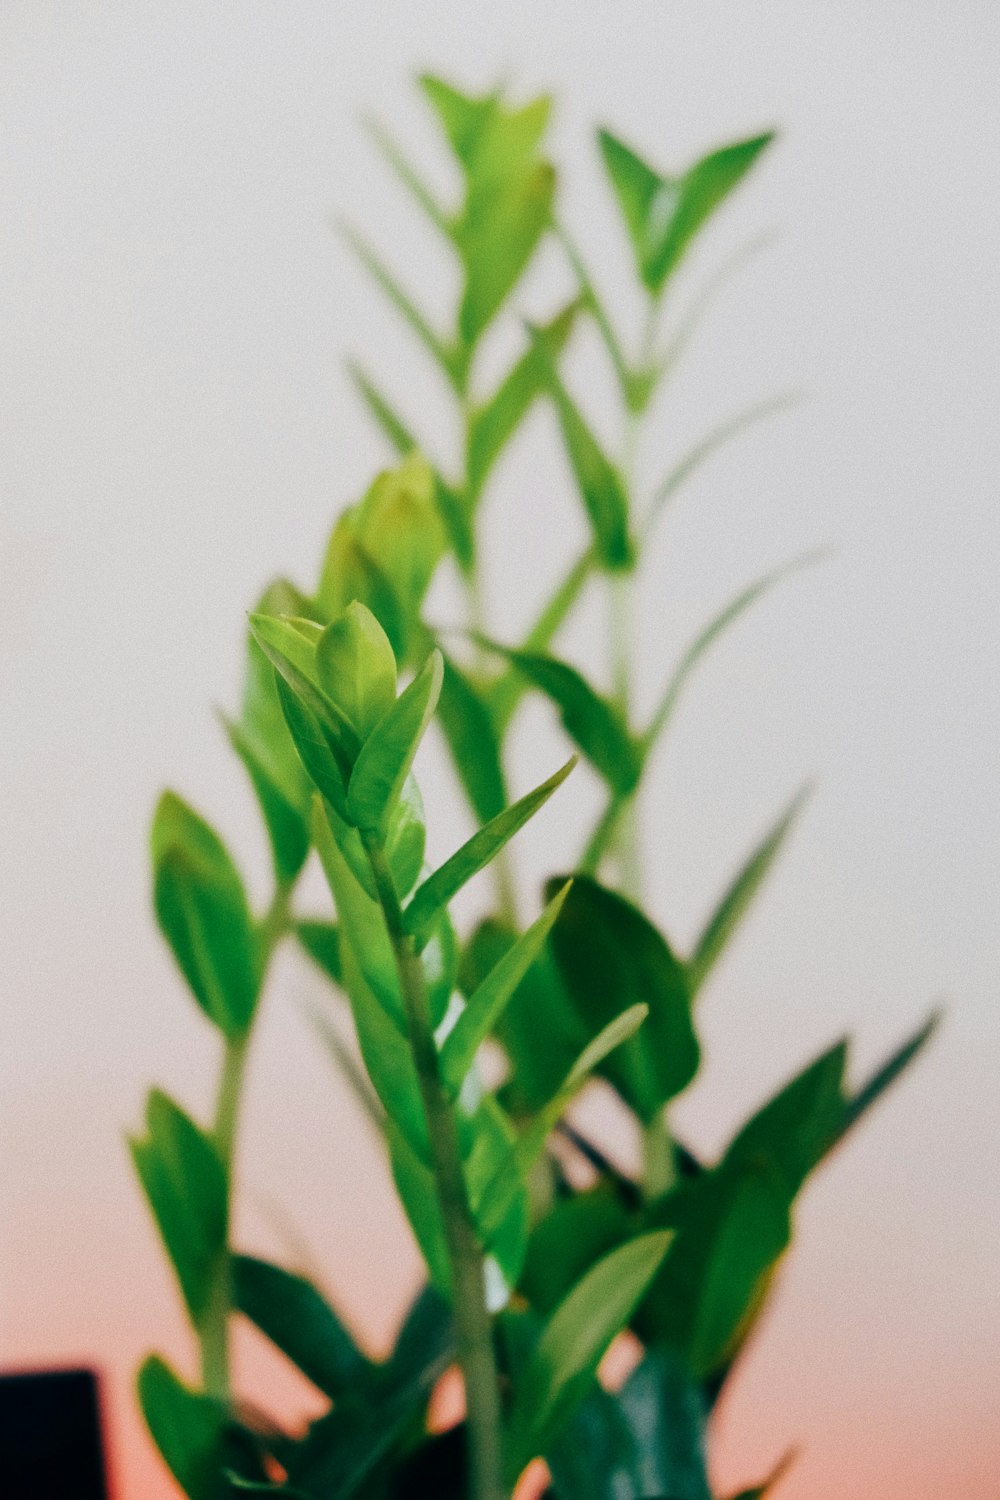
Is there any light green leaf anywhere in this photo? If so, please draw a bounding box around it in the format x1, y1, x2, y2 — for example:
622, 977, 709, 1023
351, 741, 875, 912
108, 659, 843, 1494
440, 882, 573, 1095
274, 674, 350, 820
481, 639, 639, 793
467, 299, 580, 499
687, 787, 810, 996
249, 613, 361, 770
347, 362, 419, 455
403, 756, 576, 948
352, 453, 448, 621
458, 160, 556, 346
546, 875, 699, 1124
346, 649, 443, 832
151, 793, 260, 1038
315, 603, 398, 740
137, 1355, 227, 1500
129, 1090, 228, 1327
527, 323, 633, 570
641, 550, 828, 759
317, 512, 407, 660
505, 1231, 673, 1482
232, 1254, 374, 1399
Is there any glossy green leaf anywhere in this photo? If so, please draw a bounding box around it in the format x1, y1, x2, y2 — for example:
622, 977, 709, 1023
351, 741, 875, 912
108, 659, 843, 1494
547, 875, 699, 1123
403, 756, 575, 948
233, 1254, 374, 1399
130, 1090, 228, 1327
151, 793, 260, 1038
437, 653, 508, 825
527, 323, 633, 569
599, 127, 775, 295
641, 551, 827, 759
505, 1230, 673, 1482
725, 1041, 847, 1195
274, 674, 351, 820
347, 649, 443, 832
316, 603, 398, 740
481, 640, 639, 792
137, 1355, 228, 1500
340, 221, 460, 385
687, 787, 809, 996
440, 882, 573, 1095
352, 454, 448, 621
547, 1347, 711, 1500
467, 299, 580, 498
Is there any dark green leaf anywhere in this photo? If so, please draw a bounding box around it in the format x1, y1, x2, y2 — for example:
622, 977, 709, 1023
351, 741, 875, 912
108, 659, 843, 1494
687, 787, 809, 996
837, 1010, 940, 1142
137, 1355, 228, 1500
486, 547, 596, 733
440, 882, 572, 1095
505, 1231, 673, 1482
403, 757, 575, 948
547, 1347, 711, 1500
233, 1254, 373, 1400
527, 323, 633, 569
437, 654, 508, 825
151, 793, 260, 1038
547, 875, 699, 1123
129, 1090, 228, 1327
346, 649, 443, 832
275, 674, 351, 820
521, 1185, 633, 1318
721, 1449, 796, 1500
725, 1041, 847, 1195
480, 640, 639, 792
467, 299, 580, 498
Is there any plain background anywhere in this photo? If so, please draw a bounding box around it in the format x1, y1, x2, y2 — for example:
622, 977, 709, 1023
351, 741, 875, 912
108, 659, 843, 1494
2, 4, 998, 1497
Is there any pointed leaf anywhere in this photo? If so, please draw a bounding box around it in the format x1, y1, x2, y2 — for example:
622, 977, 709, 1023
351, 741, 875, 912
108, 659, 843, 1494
688, 788, 809, 995
597, 128, 665, 277
346, 650, 443, 831
223, 715, 310, 883
274, 674, 351, 819
365, 117, 451, 237
467, 299, 580, 498
546, 874, 699, 1122
404, 757, 575, 947
137, 1356, 227, 1500
437, 653, 508, 824
232, 1255, 374, 1399
459, 160, 555, 345
505, 1231, 673, 1481
347, 362, 419, 455
151, 793, 260, 1038
249, 614, 361, 767
317, 514, 407, 660
340, 222, 459, 385
527, 323, 633, 569
647, 132, 775, 291
441, 882, 573, 1094
296, 919, 341, 985
486, 547, 596, 733
642, 551, 827, 757
481, 640, 639, 792
837, 1011, 940, 1142
130, 1090, 228, 1326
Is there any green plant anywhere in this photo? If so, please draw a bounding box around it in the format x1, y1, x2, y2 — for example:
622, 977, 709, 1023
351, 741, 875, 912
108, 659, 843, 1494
132, 74, 936, 1500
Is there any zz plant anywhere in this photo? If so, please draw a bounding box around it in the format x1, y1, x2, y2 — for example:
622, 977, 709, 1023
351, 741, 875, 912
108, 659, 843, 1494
133, 74, 936, 1500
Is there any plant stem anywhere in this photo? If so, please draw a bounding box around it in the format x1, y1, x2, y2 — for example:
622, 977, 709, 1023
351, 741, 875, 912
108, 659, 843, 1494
363, 834, 506, 1500
608, 574, 643, 902
201, 881, 292, 1401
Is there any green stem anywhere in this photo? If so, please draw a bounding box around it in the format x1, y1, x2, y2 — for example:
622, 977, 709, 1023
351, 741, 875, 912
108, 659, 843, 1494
363, 835, 506, 1500
200, 880, 292, 1401
642, 1111, 677, 1200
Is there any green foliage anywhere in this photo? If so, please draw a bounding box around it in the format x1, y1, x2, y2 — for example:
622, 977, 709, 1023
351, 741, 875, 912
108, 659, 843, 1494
134, 68, 936, 1500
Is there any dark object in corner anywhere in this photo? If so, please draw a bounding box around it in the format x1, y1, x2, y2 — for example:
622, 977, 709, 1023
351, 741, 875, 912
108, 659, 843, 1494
0, 1369, 109, 1499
